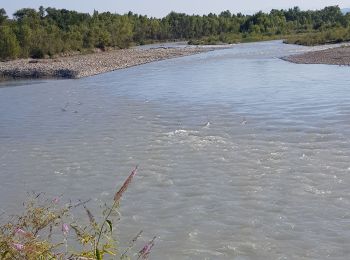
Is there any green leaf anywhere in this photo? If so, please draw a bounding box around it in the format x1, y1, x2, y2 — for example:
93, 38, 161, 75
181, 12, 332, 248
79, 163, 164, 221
106, 219, 113, 233
1, 251, 9, 259
103, 249, 116, 256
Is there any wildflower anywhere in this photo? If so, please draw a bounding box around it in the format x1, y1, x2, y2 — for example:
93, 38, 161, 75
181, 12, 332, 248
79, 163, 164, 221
15, 228, 26, 236
114, 166, 138, 202
52, 196, 60, 204
138, 236, 156, 259
15, 227, 33, 239
12, 243, 24, 251
83, 205, 96, 226
62, 223, 69, 236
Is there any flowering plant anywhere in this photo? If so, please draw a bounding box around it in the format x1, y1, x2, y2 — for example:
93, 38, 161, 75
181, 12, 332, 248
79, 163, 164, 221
0, 167, 155, 259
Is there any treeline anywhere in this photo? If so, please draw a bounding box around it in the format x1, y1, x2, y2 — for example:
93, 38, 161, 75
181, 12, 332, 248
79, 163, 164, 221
0, 6, 350, 60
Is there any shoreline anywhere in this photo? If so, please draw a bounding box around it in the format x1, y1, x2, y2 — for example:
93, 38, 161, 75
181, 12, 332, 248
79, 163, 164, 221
0, 47, 216, 81
2, 41, 349, 81
282, 45, 350, 66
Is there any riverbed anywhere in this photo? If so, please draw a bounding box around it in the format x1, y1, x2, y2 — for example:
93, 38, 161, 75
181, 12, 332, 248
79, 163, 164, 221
283, 44, 350, 66
1, 40, 350, 259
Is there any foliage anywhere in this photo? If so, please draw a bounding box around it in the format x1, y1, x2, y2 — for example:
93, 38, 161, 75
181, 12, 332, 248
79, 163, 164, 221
0, 8, 7, 25
0, 26, 20, 60
283, 27, 350, 45
0, 5, 349, 59
0, 167, 156, 259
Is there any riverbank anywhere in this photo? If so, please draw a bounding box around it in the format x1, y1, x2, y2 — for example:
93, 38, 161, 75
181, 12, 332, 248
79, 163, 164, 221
0, 47, 214, 80
282, 45, 350, 66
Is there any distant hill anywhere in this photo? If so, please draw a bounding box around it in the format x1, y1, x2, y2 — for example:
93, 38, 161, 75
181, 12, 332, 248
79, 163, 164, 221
341, 8, 350, 14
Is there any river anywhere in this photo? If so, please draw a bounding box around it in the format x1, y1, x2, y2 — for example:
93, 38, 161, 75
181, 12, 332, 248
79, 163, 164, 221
1, 41, 350, 259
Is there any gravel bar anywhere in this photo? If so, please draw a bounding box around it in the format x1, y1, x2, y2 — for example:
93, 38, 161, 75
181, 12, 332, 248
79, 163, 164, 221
0, 47, 214, 80
282, 45, 350, 66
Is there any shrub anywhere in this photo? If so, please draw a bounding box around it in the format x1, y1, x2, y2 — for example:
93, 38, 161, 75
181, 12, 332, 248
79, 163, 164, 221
284, 27, 350, 45
0, 167, 156, 260
30, 47, 45, 59
0, 26, 20, 60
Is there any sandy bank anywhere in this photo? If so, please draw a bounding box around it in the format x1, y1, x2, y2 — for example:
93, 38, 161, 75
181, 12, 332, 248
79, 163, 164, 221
0, 47, 214, 80
282, 45, 350, 66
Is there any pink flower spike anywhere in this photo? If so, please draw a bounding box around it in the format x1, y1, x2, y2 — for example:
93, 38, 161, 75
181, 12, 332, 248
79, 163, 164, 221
52, 197, 60, 204
15, 228, 26, 236
62, 223, 69, 236
138, 236, 156, 259
140, 244, 152, 255
114, 166, 138, 203
12, 243, 24, 251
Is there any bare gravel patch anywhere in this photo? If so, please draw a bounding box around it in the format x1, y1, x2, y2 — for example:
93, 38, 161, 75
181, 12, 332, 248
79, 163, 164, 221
0, 47, 214, 80
282, 45, 350, 66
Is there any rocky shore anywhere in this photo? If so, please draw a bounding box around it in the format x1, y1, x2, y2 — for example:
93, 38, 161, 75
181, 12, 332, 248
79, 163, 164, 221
283, 45, 350, 66
0, 47, 214, 80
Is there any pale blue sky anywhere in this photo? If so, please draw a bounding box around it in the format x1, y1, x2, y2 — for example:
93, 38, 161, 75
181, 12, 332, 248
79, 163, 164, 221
2, 0, 349, 17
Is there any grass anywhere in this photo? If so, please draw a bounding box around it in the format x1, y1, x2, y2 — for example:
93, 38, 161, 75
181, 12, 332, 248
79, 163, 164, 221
188, 33, 291, 46
188, 28, 350, 46
0, 167, 155, 260
283, 27, 350, 46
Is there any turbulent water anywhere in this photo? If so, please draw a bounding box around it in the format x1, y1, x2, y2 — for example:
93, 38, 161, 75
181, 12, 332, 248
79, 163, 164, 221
1, 41, 350, 259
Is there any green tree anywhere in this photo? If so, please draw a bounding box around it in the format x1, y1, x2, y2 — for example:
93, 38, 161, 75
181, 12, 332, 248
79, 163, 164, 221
39, 6, 45, 19
96, 30, 111, 50
15, 24, 32, 57
1, 5, 350, 60
14, 8, 39, 21
0, 8, 7, 24
109, 16, 133, 48
0, 26, 20, 60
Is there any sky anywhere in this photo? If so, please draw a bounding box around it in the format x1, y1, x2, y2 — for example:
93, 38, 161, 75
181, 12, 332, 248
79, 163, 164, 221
2, 0, 349, 18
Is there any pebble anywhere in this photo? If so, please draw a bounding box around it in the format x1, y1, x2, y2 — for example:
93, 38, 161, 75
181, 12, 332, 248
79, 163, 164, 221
0, 47, 215, 80
282, 45, 350, 66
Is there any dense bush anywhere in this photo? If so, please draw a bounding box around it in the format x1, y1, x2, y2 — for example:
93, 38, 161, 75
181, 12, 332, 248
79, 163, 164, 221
283, 27, 350, 45
30, 47, 45, 58
0, 26, 20, 60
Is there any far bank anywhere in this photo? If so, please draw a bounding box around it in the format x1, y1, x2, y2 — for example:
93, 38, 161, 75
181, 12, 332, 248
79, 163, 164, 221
0, 46, 216, 80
